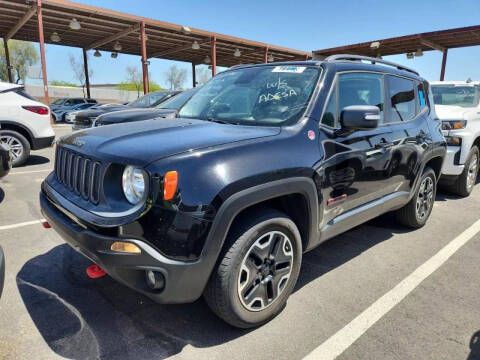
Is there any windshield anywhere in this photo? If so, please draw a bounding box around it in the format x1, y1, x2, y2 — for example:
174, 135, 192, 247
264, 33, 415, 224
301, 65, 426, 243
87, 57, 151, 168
129, 92, 171, 108
432, 85, 480, 107
178, 65, 321, 126
52, 98, 66, 105
157, 88, 198, 110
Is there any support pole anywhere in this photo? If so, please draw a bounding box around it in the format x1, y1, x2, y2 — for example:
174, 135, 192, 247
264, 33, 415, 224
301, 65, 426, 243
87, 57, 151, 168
263, 47, 268, 63
82, 48, 91, 98
36, 0, 50, 121
440, 48, 448, 81
192, 63, 196, 87
211, 36, 216, 77
3, 38, 13, 83
140, 20, 149, 94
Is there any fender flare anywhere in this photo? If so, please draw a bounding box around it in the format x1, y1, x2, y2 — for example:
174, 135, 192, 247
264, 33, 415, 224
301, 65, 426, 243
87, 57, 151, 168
199, 176, 319, 279
0, 121, 34, 143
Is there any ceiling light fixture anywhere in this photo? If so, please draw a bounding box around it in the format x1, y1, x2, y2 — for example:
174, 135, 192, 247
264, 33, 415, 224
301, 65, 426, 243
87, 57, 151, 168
69, 18, 81, 30
370, 41, 380, 49
181, 25, 191, 34
111, 52, 118, 58
94, 49, 102, 57
113, 41, 122, 51
204, 55, 211, 64
50, 32, 61, 42
415, 48, 423, 57
192, 40, 200, 50
234, 48, 241, 57
267, 54, 274, 62
406, 52, 414, 59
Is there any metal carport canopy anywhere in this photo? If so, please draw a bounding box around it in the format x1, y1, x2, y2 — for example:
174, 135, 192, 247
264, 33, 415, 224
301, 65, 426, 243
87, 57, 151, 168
313, 25, 480, 81
0, 0, 311, 110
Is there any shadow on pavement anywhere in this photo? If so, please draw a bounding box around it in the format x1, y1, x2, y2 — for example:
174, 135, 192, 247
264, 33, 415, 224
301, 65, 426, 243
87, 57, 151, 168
14, 155, 50, 168
0, 188, 4, 204
468, 330, 480, 360
17, 214, 405, 359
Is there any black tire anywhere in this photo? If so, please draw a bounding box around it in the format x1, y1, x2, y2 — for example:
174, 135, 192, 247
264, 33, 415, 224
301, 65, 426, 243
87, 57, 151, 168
396, 167, 436, 228
450, 146, 479, 197
0, 130, 30, 167
204, 208, 302, 328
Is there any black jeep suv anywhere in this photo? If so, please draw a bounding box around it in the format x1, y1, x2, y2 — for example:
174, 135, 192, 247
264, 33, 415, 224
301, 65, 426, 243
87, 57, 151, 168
40, 55, 445, 328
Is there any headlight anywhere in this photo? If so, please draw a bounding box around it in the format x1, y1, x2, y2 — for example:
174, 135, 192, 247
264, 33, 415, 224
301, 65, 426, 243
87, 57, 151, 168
441, 120, 467, 130
122, 166, 147, 204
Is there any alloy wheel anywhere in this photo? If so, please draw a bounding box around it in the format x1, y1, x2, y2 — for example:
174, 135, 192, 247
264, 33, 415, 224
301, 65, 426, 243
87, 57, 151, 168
416, 176, 434, 220
237, 231, 293, 311
466, 153, 478, 191
0, 135, 23, 162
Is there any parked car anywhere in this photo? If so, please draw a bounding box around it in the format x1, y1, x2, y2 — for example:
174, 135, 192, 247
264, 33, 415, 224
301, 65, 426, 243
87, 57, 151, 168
93, 88, 199, 127
0, 82, 55, 166
53, 102, 99, 123
65, 103, 112, 124
0, 246, 4, 299
50, 97, 97, 112
40, 56, 445, 328
72, 91, 180, 131
431, 81, 480, 196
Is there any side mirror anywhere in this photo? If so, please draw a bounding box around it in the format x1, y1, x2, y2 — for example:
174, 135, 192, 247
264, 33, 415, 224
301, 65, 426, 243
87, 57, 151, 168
340, 105, 380, 131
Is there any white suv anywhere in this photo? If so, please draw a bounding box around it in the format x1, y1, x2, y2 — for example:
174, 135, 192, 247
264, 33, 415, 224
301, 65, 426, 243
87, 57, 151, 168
431, 81, 480, 196
0, 82, 55, 166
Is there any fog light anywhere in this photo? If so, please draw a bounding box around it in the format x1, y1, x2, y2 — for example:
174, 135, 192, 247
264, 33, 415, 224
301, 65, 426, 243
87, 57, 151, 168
110, 241, 141, 254
145, 270, 165, 290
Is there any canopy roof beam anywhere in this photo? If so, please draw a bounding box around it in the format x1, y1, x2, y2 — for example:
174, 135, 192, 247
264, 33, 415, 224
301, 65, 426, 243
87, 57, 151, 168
86, 23, 140, 50
419, 37, 446, 52
149, 39, 210, 59
5, 4, 36, 41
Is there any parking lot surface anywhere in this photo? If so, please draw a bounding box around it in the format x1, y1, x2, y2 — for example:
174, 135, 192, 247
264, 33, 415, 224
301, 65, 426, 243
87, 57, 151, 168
0, 125, 479, 360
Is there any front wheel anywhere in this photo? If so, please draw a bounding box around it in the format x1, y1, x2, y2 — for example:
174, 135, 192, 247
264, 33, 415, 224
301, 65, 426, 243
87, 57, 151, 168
451, 146, 479, 197
396, 167, 437, 228
204, 209, 302, 328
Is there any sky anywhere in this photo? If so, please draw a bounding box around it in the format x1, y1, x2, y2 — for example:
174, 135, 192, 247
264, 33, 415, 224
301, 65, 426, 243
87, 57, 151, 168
33, 0, 480, 88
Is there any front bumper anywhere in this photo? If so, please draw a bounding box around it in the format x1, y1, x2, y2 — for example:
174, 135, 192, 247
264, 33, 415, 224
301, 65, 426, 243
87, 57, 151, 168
441, 146, 464, 176
31, 136, 55, 150
40, 190, 212, 304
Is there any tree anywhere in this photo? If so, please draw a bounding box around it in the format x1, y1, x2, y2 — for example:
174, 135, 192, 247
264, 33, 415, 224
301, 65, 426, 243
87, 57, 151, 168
164, 65, 187, 90
0, 39, 39, 84
116, 80, 164, 92
69, 54, 93, 97
50, 80, 77, 87
125, 66, 143, 97
196, 67, 211, 85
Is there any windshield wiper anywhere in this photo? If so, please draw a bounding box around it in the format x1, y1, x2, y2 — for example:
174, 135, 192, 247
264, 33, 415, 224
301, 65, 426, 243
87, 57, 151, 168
205, 117, 239, 125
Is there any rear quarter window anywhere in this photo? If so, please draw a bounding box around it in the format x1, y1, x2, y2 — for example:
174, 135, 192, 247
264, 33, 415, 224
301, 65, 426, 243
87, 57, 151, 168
13, 88, 37, 101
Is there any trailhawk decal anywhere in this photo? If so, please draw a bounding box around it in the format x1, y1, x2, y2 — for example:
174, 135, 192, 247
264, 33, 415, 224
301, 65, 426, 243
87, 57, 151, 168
272, 66, 306, 73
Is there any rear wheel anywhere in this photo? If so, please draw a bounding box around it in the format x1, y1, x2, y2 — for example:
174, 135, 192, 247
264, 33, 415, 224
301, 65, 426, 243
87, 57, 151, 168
0, 130, 30, 167
204, 209, 302, 328
396, 167, 436, 228
450, 146, 479, 197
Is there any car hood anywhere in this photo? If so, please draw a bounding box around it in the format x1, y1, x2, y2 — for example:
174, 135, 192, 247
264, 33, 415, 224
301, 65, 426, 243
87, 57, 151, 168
434, 104, 478, 120
60, 118, 281, 166
97, 108, 176, 125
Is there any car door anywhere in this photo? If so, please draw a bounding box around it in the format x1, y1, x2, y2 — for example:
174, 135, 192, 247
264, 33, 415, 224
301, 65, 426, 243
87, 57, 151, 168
318, 71, 397, 227
382, 76, 432, 195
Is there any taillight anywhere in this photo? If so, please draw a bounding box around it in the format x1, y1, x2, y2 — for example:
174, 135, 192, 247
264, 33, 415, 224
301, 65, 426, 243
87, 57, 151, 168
22, 106, 49, 115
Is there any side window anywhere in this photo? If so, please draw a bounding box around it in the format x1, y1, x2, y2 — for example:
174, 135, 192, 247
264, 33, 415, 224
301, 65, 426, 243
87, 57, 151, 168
321, 86, 336, 127
417, 82, 426, 109
338, 72, 384, 124
64, 100, 73, 106
73, 99, 84, 104
386, 75, 415, 122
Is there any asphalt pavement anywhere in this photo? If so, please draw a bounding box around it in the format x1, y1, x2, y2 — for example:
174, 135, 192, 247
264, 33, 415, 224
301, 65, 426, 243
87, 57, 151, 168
0, 125, 479, 360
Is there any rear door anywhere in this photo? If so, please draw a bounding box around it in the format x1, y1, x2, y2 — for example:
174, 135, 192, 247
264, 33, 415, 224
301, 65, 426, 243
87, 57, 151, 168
383, 75, 431, 195
319, 71, 397, 225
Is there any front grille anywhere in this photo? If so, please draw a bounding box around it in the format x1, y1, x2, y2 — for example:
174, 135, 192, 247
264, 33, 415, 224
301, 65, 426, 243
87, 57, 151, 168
54, 146, 102, 204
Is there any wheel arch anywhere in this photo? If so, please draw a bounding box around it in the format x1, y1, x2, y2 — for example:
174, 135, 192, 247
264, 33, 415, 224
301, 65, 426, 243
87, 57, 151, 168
201, 177, 319, 280
0, 121, 34, 147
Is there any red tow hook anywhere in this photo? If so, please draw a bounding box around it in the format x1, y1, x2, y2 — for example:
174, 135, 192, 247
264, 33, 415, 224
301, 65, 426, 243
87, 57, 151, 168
42, 221, 51, 229
86, 264, 107, 279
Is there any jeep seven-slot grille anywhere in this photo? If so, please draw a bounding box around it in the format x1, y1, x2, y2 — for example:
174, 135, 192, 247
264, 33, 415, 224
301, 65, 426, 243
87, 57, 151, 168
54, 146, 101, 204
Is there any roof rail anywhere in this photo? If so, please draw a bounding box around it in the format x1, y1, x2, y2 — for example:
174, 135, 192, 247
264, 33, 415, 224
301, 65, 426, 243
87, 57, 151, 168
325, 54, 419, 76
